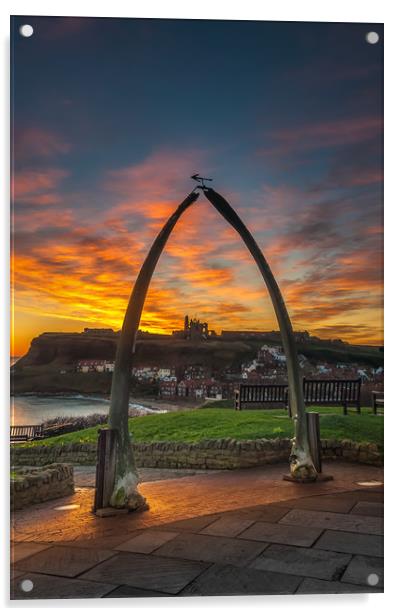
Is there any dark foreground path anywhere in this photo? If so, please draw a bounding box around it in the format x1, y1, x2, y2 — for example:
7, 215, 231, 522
11, 462, 383, 599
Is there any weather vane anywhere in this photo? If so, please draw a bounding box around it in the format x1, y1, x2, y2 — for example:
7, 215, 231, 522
191, 173, 213, 189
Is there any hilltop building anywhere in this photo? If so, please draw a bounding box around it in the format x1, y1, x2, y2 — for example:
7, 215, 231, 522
173, 315, 216, 340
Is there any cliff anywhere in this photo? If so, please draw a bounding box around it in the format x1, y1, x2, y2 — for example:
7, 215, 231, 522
15, 331, 119, 368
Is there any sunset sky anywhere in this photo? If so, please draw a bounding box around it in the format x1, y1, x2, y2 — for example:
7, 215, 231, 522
11, 17, 383, 356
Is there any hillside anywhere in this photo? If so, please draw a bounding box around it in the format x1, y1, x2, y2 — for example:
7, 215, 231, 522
12, 331, 258, 395
11, 330, 383, 395
15, 331, 258, 371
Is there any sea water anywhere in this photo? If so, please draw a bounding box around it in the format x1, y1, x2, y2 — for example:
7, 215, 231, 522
11, 395, 166, 425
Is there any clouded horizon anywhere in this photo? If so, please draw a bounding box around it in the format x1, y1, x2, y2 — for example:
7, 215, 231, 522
11, 17, 383, 355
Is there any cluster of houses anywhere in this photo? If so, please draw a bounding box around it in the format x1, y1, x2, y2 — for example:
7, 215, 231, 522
74, 341, 383, 401
131, 366, 175, 382
309, 363, 384, 383
76, 359, 115, 373
239, 345, 384, 385
160, 379, 229, 400
180, 380, 225, 399
240, 345, 308, 382
75, 358, 227, 400
76, 361, 177, 381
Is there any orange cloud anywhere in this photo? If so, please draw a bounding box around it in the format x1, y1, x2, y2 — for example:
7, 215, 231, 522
11, 148, 383, 355
13, 208, 74, 232
105, 149, 207, 200
14, 127, 71, 160
12, 168, 68, 201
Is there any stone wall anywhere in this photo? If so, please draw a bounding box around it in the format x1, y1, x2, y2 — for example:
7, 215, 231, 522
320, 438, 382, 466
11, 443, 98, 467
11, 463, 74, 510
11, 437, 383, 469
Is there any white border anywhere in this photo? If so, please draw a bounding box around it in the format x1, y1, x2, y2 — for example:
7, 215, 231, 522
1, 1, 398, 614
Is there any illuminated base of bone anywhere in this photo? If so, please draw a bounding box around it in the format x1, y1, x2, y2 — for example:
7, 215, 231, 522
283, 473, 334, 483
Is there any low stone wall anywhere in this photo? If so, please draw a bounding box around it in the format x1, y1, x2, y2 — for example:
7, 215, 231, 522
321, 439, 382, 466
11, 463, 74, 510
12, 443, 98, 467
11, 437, 383, 469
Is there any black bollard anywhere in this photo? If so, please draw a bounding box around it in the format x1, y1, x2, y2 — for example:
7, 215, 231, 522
94, 428, 118, 513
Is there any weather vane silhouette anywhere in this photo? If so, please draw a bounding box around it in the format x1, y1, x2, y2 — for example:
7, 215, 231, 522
190, 173, 213, 189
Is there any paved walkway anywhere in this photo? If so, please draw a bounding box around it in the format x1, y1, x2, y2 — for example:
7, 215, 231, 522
73, 465, 223, 487
11, 462, 383, 599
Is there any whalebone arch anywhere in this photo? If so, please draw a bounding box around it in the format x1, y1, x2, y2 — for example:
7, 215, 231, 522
107, 187, 317, 510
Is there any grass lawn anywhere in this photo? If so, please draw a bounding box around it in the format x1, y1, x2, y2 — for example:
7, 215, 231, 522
16, 407, 383, 451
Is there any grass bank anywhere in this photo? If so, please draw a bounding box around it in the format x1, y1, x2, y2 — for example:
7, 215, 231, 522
15, 407, 383, 451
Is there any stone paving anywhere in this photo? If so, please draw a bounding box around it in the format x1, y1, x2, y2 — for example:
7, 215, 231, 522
10, 462, 383, 599
73, 465, 223, 487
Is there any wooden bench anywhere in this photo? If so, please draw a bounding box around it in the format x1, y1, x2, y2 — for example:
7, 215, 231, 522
234, 383, 288, 410
303, 378, 361, 415
10, 425, 44, 442
235, 378, 361, 415
372, 390, 384, 414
